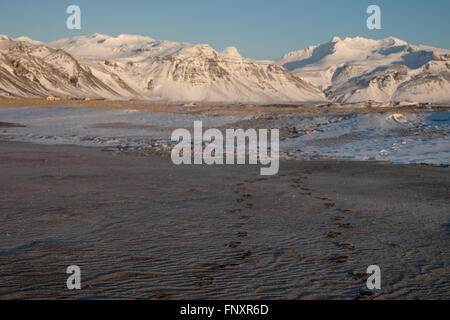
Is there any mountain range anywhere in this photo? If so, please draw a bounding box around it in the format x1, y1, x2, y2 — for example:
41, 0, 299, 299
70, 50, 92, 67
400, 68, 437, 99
0, 33, 449, 104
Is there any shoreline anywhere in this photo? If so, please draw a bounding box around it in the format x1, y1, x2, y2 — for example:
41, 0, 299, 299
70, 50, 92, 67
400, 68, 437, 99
1, 97, 449, 116
0, 101, 449, 167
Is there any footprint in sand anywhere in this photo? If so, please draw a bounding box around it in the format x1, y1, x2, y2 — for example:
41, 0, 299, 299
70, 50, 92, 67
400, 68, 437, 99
291, 178, 306, 189
334, 216, 345, 221
228, 241, 241, 248
238, 251, 252, 260
303, 192, 313, 196
325, 202, 337, 208
209, 264, 227, 271
197, 276, 215, 286
326, 232, 342, 238
340, 243, 355, 250
236, 198, 245, 203
237, 232, 248, 238
227, 208, 242, 214
338, 208, 353, 214
246, 177, 269, 184
329, 255, 349, 264
340, 223, 353, 229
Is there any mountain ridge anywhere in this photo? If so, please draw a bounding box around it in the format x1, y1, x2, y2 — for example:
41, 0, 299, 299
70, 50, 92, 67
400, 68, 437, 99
276, 36, 450, 103
1, 33, 449, 104
0, 34, 325, 103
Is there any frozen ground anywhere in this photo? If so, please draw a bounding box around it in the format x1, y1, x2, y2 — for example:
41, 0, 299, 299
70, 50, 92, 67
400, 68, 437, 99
0, 105, 449, 166
0, 105, 243, 147
280, 111, 450, 166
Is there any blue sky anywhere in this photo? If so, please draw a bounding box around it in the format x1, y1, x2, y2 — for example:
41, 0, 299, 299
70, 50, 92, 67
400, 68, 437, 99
0, 0, 449, 59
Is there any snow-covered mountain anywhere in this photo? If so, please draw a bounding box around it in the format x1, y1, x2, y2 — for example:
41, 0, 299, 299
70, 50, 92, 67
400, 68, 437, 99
0, 35, 125, 99
1, 33, 449, 104
277, 36, 450, 103
48, 34, 325, 103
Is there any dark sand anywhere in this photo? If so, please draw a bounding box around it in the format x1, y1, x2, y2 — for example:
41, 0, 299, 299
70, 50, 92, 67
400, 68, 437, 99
0, 141, 448, 299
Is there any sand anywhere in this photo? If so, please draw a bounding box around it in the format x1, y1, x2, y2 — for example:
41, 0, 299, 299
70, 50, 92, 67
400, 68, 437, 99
0, 141, 448, 299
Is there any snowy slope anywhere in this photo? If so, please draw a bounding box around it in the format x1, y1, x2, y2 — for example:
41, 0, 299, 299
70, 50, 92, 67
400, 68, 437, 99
0, 104, 447, 166
277, 36, 450, 103
0, 35, 126, 99
280, 111, 450, 165
2, 33, 449, 104
47, 34, 326, 103
48, 33, 190, 61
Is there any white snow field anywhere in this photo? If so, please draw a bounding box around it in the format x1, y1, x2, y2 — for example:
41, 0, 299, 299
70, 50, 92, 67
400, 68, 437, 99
0, 105, 242, 147
280, 111, 450, 166
0, 105, 448, 166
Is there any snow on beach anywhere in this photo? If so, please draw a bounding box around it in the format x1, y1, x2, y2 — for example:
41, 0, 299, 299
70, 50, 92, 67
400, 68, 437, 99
0, 105, 241, 147
0, 105, 449, 166
281, 111, 450, 166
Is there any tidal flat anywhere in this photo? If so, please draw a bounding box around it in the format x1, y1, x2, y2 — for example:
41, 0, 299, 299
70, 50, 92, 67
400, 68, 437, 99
0, 141, 448, 299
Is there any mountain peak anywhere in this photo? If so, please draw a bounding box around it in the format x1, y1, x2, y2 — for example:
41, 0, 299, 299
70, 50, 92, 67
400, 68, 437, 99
15, 36, 42, 45
114, 34, 155, 41
330, 36, 342, 43
221, 46, 241, 58
385, 36, 408, 46
176, 44, 216, 57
